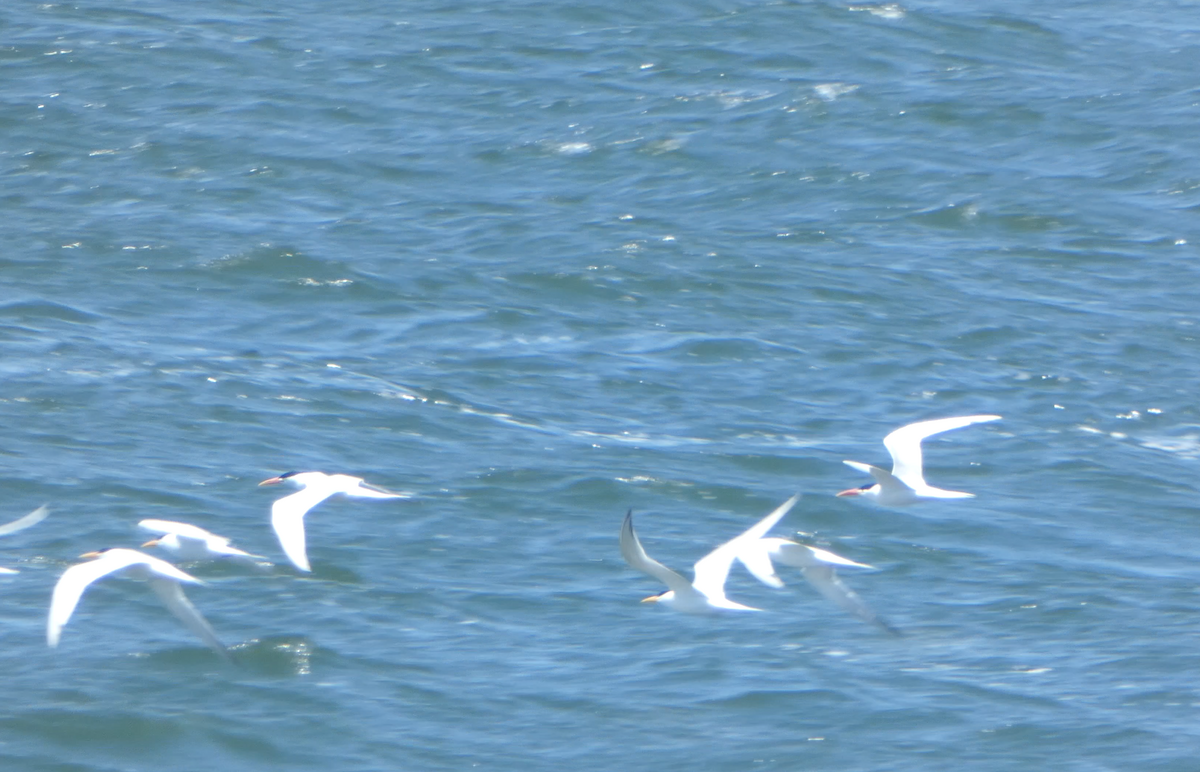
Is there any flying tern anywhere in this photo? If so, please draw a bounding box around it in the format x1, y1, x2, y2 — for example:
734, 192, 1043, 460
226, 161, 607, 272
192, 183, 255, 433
736, 537, 898, 633
47, 548, 231, 661
837, 415, 1001, 506
619, 494, 800, 613
139, 519, 270, 566
259, 471, 410, 572
0, 505, 49, 574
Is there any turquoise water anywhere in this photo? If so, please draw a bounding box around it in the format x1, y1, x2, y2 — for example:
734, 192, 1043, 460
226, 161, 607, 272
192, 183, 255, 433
4, 1, 1200, 769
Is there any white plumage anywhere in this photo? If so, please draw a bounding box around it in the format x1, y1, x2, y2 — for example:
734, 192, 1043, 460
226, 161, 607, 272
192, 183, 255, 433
47, 548, 230, 661
0, 505, 49, 574
736, 537, 897, 633
139, 519, 270, 566
837, 415, 1001, 506
619, 495, 800, 613
260, 471, 410, 572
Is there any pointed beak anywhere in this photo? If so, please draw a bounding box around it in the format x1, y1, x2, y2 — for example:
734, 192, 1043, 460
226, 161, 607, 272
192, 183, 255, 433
259, 476, 283, 486
141, 539, 159, 548
835, 488, 862, 497
79, 551, 103, 559
640, 593, 662, 603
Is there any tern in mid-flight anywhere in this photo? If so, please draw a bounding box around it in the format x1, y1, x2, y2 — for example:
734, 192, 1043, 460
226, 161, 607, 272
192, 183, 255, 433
259, 471, 410, 572
139, 519, 270, 566
619, 494, 800, 613
47, 548, 231, 661
0, 505, 49, 574
736, 537, 899, 633
837, 415, 1001, 506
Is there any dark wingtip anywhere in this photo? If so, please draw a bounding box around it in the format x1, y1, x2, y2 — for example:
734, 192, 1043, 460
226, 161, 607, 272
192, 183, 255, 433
621, 509, 636, 540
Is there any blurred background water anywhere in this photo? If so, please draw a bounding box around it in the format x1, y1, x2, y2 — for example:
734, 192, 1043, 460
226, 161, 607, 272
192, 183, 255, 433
3, 1, 1200, 769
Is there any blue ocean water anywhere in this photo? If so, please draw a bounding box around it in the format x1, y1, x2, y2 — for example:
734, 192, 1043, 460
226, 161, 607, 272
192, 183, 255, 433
3, 1, 1200, 769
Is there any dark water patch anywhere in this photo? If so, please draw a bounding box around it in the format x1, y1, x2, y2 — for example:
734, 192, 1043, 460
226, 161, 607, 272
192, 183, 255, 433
201, 245, 359, 283
701, 684, 862, 709
0, 300, 102, 325
1, 708, 186, 748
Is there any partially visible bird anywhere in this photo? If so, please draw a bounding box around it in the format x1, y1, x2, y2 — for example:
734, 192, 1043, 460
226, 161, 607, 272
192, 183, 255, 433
47, 548, 231, 661
837, 415, 1001, 506
0, 504, 49, 574
736, 537, 899, 633
259, 471, 410, 572
139, 519, 270, 567
619, 494, 800, 613
0, 504, 49, 537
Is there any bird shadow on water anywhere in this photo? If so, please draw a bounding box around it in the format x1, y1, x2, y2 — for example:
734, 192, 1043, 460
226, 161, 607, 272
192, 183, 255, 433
133, 645, 239, 671
304, 563, 365, 585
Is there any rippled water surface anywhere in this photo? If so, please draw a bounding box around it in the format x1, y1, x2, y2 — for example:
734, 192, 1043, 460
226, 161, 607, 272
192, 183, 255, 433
4, 1, 1200, 770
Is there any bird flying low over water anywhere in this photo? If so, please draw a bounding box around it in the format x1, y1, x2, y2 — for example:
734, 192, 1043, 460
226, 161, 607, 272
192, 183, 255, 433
47, 548, 231, 661
139, 519, 270, 567
619, 494, 801, 613
735, 537, 899, 634
0, 505, 49, 574
259, 471, 410, 573
837, 415, 1001, 506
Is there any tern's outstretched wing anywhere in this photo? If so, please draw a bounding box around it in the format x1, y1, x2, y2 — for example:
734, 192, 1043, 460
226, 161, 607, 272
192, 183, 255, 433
883, 415, 1000, 488
800, 565, 900, 635
48, 551, 149, 647
691, 494, 800, 601
148, 577, 232, 662
139, 519, 226, 544
843, 460, 904, 489
738, 538, 872, 589
343, 476, 411, 500
619, 511, 693, 597
210, 543, 270, 563
270, 487, 334, 572
47, 550, 199, 647
0, 505, 49, 537
735, 541, 786, 589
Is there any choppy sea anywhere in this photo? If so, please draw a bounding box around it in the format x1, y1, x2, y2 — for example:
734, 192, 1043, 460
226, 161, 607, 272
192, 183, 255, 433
4, 1, 1200, 770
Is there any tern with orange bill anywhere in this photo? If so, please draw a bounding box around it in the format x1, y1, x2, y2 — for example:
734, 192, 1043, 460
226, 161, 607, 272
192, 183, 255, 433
837, 415, 1001, 506
259, 471, 410, 572
619, 494, 800, 613
47, 548, 231, 661
139, 519, 269, 566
